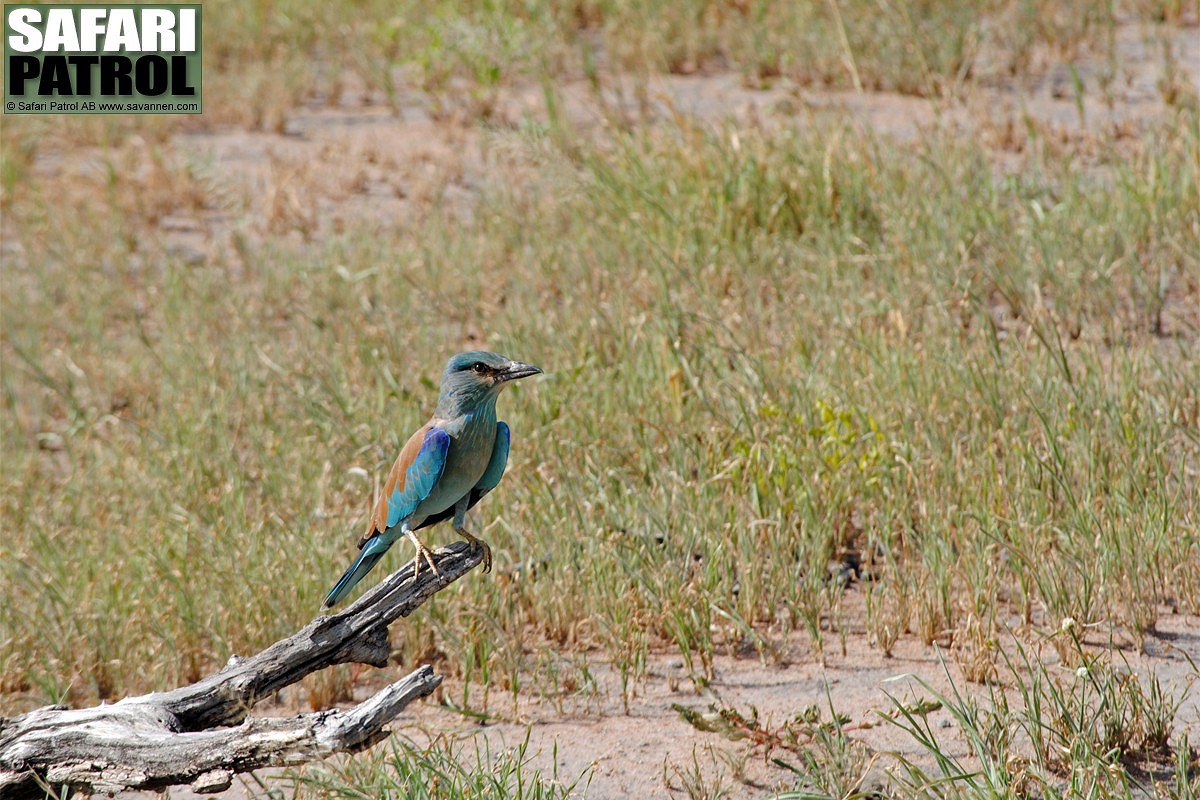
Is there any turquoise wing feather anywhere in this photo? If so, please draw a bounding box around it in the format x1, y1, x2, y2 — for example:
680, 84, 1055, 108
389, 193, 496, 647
323, 425, 450, 608
386, 426, 451, 528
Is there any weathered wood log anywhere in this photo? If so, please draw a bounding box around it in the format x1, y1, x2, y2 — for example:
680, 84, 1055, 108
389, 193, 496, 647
0, 541, 485, 799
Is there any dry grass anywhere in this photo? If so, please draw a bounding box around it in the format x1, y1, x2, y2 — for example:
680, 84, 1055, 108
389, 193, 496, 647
2, 1, 1198, 797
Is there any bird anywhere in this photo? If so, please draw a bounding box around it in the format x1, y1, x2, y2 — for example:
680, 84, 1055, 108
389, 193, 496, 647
322, 351, 542, 609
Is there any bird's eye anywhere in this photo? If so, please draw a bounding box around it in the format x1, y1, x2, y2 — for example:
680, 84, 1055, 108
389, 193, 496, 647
471, 362, 488, 373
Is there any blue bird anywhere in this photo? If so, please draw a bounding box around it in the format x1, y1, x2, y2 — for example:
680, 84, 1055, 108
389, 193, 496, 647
323, 351, 542, 609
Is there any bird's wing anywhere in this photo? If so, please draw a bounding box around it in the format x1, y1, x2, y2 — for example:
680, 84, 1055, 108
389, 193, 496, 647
358, 422, 450, 547
413, 422, 510, 531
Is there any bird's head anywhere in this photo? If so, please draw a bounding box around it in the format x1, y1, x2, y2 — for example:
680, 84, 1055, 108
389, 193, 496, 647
436, 351, 542, 416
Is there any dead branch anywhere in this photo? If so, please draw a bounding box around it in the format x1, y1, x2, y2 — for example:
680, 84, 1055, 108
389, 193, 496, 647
0, 541, 485, 798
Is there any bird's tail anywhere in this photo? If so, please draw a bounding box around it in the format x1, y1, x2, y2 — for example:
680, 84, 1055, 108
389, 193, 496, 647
322, 535, 391, 609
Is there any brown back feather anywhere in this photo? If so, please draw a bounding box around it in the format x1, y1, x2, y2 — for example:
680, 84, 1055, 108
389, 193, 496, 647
357, 422, 434, 548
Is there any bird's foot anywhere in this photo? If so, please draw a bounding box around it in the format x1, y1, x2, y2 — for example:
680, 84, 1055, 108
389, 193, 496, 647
456, 528, 492, 573
405, 531, 439, 581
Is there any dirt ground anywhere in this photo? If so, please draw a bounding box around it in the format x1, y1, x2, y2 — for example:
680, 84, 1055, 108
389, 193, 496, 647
402, 597, 1200, 799
90, 16, 1198, 799
163, 589, 1198, 799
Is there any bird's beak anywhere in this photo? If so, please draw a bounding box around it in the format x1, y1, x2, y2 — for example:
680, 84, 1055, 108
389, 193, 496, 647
497, 361, 543, 383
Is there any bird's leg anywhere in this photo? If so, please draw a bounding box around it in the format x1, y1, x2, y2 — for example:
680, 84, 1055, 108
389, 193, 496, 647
453, 499, 492, 573
455, 527, 492, 573
404, 529, 439, 580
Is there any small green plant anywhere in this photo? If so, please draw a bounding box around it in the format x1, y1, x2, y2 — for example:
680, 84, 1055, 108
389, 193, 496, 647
663, 744, 733, 800
294, 729, 591, 799
772, 707, 878, 800
673, 682, 861, 764
884, 631, 1199, 799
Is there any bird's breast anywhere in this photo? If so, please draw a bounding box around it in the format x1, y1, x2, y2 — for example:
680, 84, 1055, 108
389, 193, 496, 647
413, 409, 496, 518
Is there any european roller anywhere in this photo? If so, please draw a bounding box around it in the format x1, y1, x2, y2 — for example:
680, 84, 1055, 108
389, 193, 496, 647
323, 351, 542, 609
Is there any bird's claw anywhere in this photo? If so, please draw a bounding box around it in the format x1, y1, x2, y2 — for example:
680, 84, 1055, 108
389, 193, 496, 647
456, 528, 492, 573
405, 533, 439, 582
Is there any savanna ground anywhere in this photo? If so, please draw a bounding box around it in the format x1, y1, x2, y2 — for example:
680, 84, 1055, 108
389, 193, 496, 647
2, 1, 1199, 798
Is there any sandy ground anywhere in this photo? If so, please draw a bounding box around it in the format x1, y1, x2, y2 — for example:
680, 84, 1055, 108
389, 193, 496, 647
162, 590, 1198, 799
25, 15, 1200, 800
397, 599, 1200, 798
